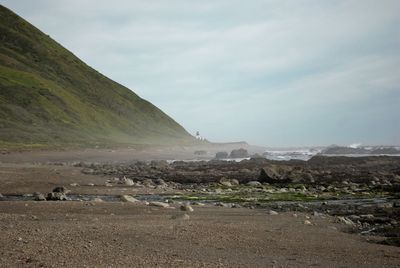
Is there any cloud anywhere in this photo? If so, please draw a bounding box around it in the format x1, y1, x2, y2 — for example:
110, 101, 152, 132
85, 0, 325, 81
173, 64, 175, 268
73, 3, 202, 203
2, 0, 399, 145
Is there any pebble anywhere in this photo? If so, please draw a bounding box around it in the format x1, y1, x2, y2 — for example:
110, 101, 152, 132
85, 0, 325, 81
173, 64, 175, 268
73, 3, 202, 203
180, 204, 194, 212
120, 195, 139, 203
269, 210, 279, 215
304, 220, 312, 225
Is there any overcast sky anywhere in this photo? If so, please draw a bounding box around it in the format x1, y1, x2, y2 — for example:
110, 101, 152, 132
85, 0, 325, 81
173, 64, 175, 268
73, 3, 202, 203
2, 0, 400, 146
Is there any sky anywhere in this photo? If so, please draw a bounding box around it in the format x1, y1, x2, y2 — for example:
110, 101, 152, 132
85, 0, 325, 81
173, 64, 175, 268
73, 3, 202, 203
2, 0, 400, 146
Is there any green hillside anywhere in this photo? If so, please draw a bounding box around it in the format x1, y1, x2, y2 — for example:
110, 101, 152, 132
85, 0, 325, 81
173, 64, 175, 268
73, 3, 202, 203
0, 5, 194, 149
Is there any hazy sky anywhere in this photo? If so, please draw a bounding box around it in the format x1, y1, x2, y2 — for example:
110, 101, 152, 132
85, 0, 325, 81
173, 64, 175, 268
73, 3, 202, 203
2, 0, 400, 146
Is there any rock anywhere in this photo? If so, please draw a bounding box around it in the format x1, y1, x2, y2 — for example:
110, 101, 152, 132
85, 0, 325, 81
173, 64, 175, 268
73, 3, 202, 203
92, 198, 104, 202
33, 192, 46, 201
82, 168, 95, 174
154, 178, 168, 187
337, 216, 356, 227
219, 178, 232, 187
360, 214, 374, 219
70, 183, 79, 187
247, 181, 261, 186
0, 193, 5, 201
142, 179, 155, 187
52, 186, 67, 193
120, 195, 139, 203
119, 176, 134, 186
214, 188, 223, 194
313, 211, 324, 217
191, 202, 205, 206
269, 210, 279, 215
230, 179, 240, 186
304, 220, 312, 225
46, 192, 67, 201
258, 167, 292, 184
229, 148, 249, 158
180, 204, 194, 212
87, 183, 95, 187
215, 152, 228, 159
149, 201, 170, 208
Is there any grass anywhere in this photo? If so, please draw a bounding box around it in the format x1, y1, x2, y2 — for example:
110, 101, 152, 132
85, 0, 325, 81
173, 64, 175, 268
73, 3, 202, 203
0, 5, 196, 149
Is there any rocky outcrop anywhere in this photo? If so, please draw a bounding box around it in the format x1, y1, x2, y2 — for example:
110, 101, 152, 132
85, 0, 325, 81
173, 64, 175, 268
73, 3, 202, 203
229, 148, 249, 158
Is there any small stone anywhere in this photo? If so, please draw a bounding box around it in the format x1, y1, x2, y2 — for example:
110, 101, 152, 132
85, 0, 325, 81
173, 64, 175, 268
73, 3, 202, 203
120, 195, 139, 203
70, 183, 79, 187
119, 176, 134, 186
149, 201, 170, 208
269, 210, 279, 215
247, 181, 261, 186
313, 211, 324, 217
337, 216, 356, 226
304, 220, 312, 225
92, 198, 104, 202
230, 179, 240, 186
191, 202, 205, 206
180, 204, 194, 212
87, 183, 95, 187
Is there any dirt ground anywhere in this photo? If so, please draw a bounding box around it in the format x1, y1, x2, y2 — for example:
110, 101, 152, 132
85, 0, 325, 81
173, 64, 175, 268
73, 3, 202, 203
0, 151, 399, 267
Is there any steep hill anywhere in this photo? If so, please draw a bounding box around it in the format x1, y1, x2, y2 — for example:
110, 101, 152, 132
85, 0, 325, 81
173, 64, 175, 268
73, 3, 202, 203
0, 5, 194, 149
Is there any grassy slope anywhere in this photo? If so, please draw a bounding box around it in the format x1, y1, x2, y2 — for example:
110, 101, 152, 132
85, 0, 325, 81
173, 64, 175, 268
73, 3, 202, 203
0, 5, 194, 149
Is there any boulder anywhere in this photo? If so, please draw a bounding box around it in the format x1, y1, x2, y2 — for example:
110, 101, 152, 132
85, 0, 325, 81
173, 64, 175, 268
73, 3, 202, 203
52, 186, 67, 193
215, 152, 228, 159
258, 167, 292, 184
46, 192, 67, 201
229, 148, 249, 158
